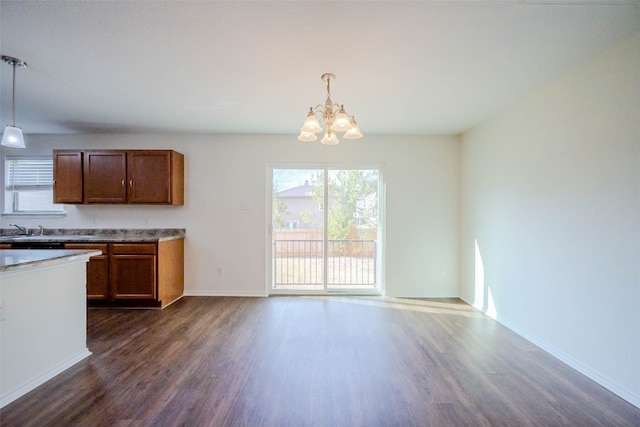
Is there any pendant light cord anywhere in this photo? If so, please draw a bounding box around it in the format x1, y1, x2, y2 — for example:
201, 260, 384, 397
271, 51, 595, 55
11, 61, 17, 126
2, 56, 27, 127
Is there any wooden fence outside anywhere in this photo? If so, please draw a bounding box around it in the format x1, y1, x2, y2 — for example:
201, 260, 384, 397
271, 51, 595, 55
272, 229, 377, 257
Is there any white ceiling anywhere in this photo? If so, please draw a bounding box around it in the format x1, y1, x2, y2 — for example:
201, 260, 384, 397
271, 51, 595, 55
1, 0, 639, 136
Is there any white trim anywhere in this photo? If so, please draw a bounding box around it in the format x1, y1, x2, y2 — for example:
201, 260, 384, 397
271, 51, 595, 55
322, 167, 329, 291
377, 167, 386, 296
265, 164, 273, 296
0, 349, 91, 409
1, 212, 67, 218
461, 297, 640, 409
184, 290, 267, 297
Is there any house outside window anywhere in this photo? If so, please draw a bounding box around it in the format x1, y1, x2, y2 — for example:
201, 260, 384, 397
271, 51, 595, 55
274, 180, 323, 230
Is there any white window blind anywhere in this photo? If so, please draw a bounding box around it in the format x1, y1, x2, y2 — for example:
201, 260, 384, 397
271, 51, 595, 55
6, 157, 54, 189
4, 156, 63, 214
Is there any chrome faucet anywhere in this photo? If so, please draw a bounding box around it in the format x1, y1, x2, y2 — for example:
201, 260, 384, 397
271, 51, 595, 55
38, 225, 45, 236
10, 224, 29, 235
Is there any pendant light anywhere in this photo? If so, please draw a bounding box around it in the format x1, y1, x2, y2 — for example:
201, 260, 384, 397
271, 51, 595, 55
2, 55, 28, 148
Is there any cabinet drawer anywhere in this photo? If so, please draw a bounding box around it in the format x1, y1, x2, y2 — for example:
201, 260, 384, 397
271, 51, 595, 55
65, 243, 109, 255
111, 243, 157, 255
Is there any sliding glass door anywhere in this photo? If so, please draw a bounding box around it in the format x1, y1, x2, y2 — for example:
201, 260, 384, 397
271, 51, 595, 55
269, 166, 382, 294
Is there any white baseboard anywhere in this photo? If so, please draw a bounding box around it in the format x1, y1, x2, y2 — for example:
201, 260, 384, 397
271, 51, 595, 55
497, 316, 640, 409
460, 297, 640, 409
1, 349, 91, 409
183, 290, 267, 297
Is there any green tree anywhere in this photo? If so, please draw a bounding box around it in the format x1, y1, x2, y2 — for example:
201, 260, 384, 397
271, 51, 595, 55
299, 209, 317, 227
310, 170, 378, 240
272, 192, 288, 229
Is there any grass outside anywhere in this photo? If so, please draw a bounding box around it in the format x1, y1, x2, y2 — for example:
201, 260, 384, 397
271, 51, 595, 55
272, 256, 376, 288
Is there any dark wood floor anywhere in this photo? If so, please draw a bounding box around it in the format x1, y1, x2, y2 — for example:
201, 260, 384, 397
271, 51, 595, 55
1, 296, 638, 426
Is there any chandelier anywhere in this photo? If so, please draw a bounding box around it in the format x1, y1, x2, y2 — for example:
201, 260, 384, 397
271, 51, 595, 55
297, 73, 362, 145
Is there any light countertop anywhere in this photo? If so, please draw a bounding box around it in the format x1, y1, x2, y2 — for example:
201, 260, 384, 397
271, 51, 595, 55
0, 228, 186, 244
0, 249, 102, 273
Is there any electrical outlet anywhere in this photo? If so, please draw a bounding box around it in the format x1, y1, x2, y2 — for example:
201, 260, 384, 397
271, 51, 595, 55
440, 268, 446, 277
217, 266, 223, 275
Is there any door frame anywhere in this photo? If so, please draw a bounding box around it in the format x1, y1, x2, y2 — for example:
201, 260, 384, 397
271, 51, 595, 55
266, 162, 385, 296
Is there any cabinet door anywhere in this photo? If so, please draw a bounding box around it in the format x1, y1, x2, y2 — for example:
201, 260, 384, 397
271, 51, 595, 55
127, 151, 171, 204
53, 151, 83, 203
66, 243, 109, 300
111, 254, 157, 299
84, 151, 127, 203
87, 255, 110, 299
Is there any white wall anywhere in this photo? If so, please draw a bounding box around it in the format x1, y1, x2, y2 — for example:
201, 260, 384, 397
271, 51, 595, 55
1, 134, 460, 298
460, 33, 640, 406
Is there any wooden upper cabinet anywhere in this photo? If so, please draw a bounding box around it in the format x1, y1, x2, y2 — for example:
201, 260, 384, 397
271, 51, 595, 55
53, 151, 83, 203
84, 151, 127, 203
52, 149, 183, 205
127, 151, 184, 205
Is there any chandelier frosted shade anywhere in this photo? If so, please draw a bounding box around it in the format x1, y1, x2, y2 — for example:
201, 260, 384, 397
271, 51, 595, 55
301, 110, 322, 134
1, 125, 25, 148
297, 73, 362, 145
321, 130, 339, 145
343, 118, 363, 139
330, 106, 351, 132
297, 131, 318, 142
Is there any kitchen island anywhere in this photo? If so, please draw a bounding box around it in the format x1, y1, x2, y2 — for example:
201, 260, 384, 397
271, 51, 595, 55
0, 249, 100, 408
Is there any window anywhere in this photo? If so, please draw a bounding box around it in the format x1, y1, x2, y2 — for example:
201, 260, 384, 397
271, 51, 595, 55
270, 166, 382, 294
285, 220, 299, 230
4, 156, 64, 214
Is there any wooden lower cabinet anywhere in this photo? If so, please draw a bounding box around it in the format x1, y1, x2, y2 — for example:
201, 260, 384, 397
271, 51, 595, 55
111, 243, 157, 300
65, 239, 184, 308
